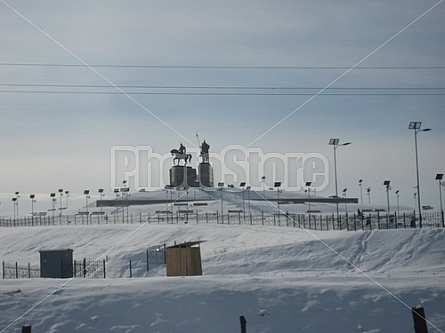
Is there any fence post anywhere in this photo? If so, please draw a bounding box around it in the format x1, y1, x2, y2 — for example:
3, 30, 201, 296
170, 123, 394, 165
2, 261, 5, 279
240, 316, 247, 333
103, 259, 106, 279
83, 258, 87, 278
412, 306, 428, 333
28, 263, 31, 278
129, 260, 132, 278
21, 325, 32, 333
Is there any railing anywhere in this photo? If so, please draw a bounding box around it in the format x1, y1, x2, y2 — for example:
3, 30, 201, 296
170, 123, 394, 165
0, 211, 443, 230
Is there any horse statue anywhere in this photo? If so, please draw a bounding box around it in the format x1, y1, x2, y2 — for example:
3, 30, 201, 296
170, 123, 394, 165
171, 144, 192, 166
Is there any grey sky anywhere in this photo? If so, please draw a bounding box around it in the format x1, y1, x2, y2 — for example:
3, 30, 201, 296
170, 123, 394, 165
1, 0, 444, 214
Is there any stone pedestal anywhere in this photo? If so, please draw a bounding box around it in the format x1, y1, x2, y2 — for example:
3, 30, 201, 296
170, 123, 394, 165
170, 165, 198, 188
198, 163, 213, 187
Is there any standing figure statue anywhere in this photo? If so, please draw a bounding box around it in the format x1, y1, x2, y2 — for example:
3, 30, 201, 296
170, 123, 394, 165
200, 140, 210, 163
171, 142, 192, 166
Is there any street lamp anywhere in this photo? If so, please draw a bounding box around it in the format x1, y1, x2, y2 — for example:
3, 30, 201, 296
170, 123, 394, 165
366, 187, 371, 204
436, 174, 444, 227
98, 189, 104, 213
329, 138, 351, 223
65, 191, 70, 210
261, 176, 266, 198
58, 189, 64, 220
12, 197, 17, 224
14, 191, 20, 218
358, 179, 363, 204
383, 180, 391, 214
274, 182, 282, 216
409, 121, 431, 228
50, 193, 56, 224
84, 190, 90, 224
395, 190, 400, 216
218, 182, 224, 223
240, 182, 246, 218
30, 194, 36, 226
305, 181, 312, 213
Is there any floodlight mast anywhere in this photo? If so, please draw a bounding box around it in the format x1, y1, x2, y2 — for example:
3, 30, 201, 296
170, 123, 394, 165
409, 122, 431, 228
436, 173, 444, 227
305, 182, 312, 217
329, 138, 351, 223
383, 180, 391, 214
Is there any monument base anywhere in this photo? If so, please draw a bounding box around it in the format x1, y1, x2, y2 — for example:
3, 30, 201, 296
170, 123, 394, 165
198, 163, 213, 187
170, 165, 198, 188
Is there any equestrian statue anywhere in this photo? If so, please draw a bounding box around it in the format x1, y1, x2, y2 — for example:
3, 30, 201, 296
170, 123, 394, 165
170, 142, 192, 166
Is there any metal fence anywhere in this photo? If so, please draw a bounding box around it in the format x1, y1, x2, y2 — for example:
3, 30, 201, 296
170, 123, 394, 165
2, 261, 40, 279
1, 210, 443, 230
73, 257, 106, 279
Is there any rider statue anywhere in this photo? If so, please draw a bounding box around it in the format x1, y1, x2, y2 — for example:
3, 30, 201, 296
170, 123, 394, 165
200, 140, 210, 163
178, 142, 186, 155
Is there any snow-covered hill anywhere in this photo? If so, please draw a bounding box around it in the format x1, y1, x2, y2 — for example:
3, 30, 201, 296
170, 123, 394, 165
1, 224, 444, 332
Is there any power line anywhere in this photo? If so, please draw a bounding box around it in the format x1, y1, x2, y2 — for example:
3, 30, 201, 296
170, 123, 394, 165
1, 90, 443, 96
0, 63, 444, 70
0, 83, 444, 90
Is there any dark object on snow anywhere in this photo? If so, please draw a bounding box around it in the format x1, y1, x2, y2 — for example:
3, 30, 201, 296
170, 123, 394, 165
412, 306, 428, 333
40, 249, 73, 278
240, 316, 247, 333
22, 325, 31, 333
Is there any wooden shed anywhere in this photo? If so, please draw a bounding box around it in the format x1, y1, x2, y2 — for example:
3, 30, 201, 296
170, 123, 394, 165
165, 241, 204, 277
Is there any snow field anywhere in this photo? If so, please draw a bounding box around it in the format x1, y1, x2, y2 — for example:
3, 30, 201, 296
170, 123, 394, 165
1, 223, 444, 332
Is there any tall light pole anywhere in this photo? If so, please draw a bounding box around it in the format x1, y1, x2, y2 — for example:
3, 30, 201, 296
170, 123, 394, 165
240, 182, 246, 219
65, 190, 70, 210
58, 189, 64, 222
12, 198, 17, 224
358, 179, 363, 204
84, 190, 90, 224
342, 188, 348, 215
306, 181, 312, 220
274, 182, 282, 216
383, 180, 391, 214
98, 189, 105, 213
218, 182, 224, 223
409, 121, 431, 228
366, 187, 371, 204
395, 190, 400, 216
50, 193, 56, 224
30, 194, 36, 226
329, 138, 351, 223
436, 174, 444, 227
246, 185, 251, 217
14, 191, 20, 218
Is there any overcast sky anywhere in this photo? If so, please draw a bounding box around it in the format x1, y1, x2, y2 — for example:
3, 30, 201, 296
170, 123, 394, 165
1, 0, 444, 215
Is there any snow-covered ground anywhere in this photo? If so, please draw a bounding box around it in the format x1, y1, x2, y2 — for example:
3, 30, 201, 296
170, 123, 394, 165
1, 221, 444, 333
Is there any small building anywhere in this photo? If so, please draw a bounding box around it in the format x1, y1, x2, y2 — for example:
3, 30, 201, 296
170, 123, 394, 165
166, 241, 204, 277
40, 249, 74, 278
